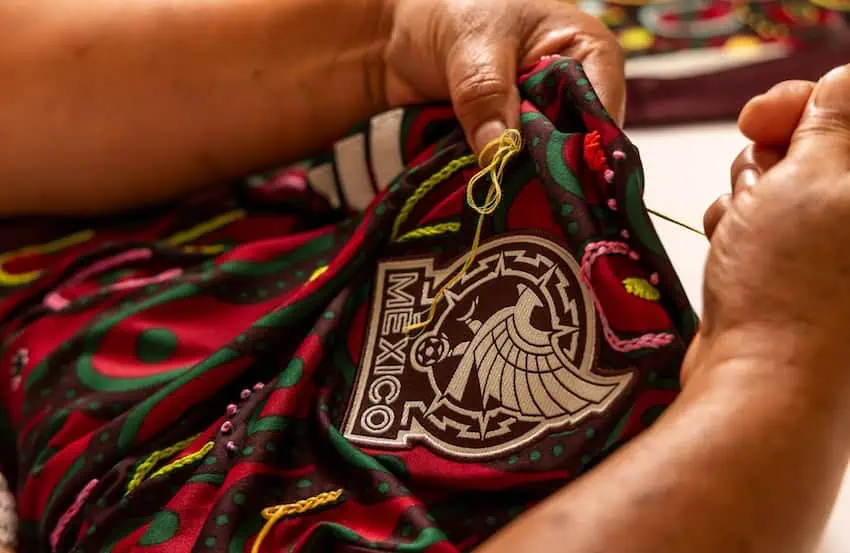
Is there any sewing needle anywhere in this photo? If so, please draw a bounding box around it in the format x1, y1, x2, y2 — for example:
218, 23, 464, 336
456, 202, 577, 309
646, 208, 706, 237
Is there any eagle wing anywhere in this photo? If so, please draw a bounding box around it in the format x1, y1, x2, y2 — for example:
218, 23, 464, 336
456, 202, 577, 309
447, 286, 619, 418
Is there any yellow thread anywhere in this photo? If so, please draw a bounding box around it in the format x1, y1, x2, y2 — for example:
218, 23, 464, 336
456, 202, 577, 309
147, 441, 214, 481
622, 277, 661, 301
181, 244, 227, 255
125, 433, 202, 495
0, 230, 95, 286
165, 210, 245, 247
251, 489, 344, 553
405, 129, 523, 333
396, 222, 461, 243
308, 266, 328, 282
391, 155, 477, 241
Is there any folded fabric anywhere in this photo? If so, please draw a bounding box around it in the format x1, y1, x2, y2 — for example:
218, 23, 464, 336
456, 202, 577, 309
0, 56, 695, 553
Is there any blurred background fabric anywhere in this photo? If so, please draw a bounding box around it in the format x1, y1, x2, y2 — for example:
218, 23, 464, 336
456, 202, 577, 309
580, 0, 850, 125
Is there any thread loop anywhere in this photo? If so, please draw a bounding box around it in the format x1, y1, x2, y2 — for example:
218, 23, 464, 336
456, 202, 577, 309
405, 129, 523, 333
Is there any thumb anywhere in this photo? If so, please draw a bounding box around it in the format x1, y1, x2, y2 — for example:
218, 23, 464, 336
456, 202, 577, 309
786, 64, 850, 175
446, 37, 522, 156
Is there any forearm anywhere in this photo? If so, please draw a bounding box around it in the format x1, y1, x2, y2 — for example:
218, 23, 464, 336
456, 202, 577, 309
0, 0, 390, 214
476, 335, 850, 553
0, 472, 14, 553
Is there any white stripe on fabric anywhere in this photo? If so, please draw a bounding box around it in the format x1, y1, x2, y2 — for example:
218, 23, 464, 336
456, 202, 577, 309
369, 109, 405, 191
334, 134, 375, 211
307, 163, 341, 209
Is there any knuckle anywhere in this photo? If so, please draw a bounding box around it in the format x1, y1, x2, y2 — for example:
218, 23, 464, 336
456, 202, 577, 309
796, 110, 850, 147
581, 16, 624, 58
451, 71, 511, 114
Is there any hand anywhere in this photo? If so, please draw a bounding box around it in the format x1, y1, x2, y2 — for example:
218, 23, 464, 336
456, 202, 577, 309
703, 78, 814, 237
692, 65, 850, 388
382, 0, 625, 153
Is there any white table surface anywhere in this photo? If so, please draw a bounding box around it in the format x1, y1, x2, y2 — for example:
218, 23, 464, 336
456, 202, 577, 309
630, 122, 850, 552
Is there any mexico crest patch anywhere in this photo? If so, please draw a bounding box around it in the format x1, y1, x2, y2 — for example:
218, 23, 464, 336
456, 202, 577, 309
343, 233, 634, 459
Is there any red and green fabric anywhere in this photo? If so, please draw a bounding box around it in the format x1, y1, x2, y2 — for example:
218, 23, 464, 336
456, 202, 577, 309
0, 57, 695, 553
591, 0, 850, 125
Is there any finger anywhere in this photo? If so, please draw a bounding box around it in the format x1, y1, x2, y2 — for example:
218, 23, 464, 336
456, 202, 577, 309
729, 144, 785, 194
574, 33, 627, 127
703, 194, 731, 239
522, 14, 626, 126
786, 65, 850, 175
446, 36, 522, 155
738, 80, 814, 145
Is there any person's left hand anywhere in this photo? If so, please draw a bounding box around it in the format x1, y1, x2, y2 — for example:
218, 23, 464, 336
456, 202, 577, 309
381, 0, 626, 153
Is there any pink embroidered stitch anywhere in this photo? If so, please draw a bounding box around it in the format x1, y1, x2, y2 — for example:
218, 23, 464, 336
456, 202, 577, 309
580, 241, 675, 352
45, 267, 182, 310
107, 268, 182, 292
44, 248, 153, 310
50, 478, 98, 552
43, 294, 70, 311
65, 249, 152, 287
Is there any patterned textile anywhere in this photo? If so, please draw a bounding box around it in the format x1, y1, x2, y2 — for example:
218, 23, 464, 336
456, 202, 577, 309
0, 57, 696, 553
593, 0, 850, 125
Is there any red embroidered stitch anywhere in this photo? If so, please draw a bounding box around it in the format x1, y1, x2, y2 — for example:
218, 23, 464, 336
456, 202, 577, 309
582, 131, 608, 172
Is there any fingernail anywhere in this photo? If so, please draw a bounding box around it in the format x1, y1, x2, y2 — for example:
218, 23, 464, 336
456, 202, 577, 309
812, 64, 850, 110
735, 169, 759, 191
473, 120, 507, 161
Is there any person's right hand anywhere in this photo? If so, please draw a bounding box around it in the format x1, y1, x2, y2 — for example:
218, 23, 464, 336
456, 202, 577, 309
702, 77, 814, 238
690, 65, 850, 389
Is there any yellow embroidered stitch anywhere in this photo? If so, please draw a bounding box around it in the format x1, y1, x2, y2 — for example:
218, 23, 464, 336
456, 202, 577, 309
308, 266, 328, 282
396, 222, 461, 243
165, 210, 245, 247
405, 129, 523, 333
125, 433, 202, 495
622, 277, 661, 301
147, 441, 214, 481
391, 155, 477, 241
0, 230, 95, 286
251, 489, 344, 553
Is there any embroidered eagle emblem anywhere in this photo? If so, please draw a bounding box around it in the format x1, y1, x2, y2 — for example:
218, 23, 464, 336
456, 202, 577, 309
344, 233, 634, 459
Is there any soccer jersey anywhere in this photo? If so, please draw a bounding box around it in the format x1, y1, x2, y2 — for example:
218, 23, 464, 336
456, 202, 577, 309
0, 57, 695, 553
